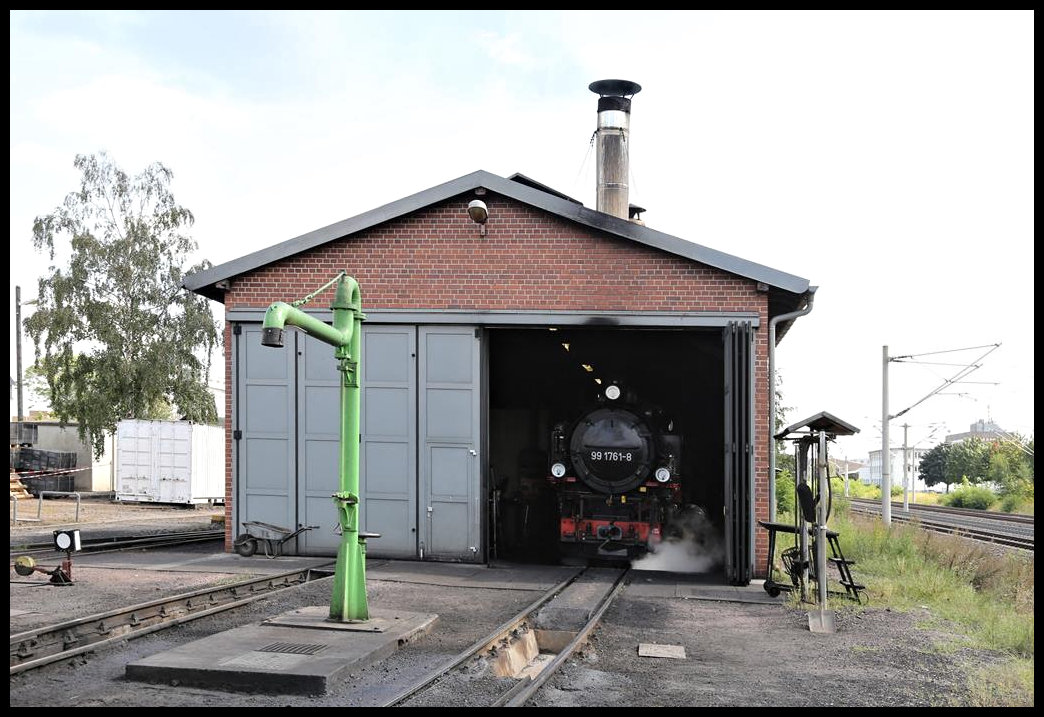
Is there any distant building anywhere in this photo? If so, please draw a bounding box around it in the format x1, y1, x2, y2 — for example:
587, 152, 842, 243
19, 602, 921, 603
9, 421, 116, 493
945, 419, 1007, 444
829, 458, 865, 482
863, 419, 1013, 493
863, 446, 934, 493
209, 379, 225, 420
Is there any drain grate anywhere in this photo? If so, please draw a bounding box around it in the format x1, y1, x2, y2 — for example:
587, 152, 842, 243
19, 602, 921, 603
257, 641, 328, 656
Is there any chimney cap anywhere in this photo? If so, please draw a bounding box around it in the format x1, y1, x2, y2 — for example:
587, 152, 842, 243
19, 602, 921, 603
589, 79, 642, 98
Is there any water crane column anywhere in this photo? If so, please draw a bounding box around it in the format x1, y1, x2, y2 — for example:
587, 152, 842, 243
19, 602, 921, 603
260, 271, 372, 622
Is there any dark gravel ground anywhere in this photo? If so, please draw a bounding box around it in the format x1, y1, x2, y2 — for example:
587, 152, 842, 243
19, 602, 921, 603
9, 502, 1019, 707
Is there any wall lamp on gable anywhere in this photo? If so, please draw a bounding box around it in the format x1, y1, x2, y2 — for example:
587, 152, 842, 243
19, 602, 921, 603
467, 199, 488, 237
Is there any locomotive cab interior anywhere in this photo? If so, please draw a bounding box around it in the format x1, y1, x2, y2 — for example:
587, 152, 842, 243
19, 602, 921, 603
488, 327, 727, 580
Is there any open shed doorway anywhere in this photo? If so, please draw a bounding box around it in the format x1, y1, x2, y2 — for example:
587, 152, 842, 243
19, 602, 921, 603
487, 326, 727, 578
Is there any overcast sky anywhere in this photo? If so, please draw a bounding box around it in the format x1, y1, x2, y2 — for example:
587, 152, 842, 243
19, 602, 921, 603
9, 10, 1034, 459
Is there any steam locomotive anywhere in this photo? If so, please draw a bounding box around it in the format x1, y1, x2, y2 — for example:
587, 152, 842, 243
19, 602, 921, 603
547, 383, 683, 562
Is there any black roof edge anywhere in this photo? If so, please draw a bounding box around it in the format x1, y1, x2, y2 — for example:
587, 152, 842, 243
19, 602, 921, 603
506, 173, 583, 204
183, 169, 811, 305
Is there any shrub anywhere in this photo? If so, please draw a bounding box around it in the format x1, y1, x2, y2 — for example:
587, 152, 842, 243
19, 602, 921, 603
846, 480, 879, 499
999, 494, 1033, 515
942, 482, 997, 510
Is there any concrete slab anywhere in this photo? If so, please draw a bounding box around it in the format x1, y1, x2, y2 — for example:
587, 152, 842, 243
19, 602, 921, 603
369, 559, 579, 591
533, 567, 620, 631
125, 607, 438, 695
638, 643, 686, 659
625, 571, 781, 604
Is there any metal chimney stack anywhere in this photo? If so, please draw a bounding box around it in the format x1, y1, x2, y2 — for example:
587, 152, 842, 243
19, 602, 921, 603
589, 79, 642, 219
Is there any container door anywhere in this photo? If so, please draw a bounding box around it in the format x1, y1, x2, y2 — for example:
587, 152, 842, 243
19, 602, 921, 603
418, 327, 482, 562
723, 321, 754, 585
117, 420, 153, 501
190, 424, 224, 504
359, 326, 419, 558
157, 421, 191, 504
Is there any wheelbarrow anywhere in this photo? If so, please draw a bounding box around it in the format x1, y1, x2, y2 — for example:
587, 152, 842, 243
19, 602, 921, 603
233, 521, 319, 558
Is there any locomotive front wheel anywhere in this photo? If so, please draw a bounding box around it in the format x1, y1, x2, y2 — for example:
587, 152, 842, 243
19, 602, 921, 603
234, 535, 258, 557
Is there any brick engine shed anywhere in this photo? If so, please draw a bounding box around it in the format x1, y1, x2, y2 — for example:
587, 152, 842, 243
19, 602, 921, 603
183, 80, 815, 585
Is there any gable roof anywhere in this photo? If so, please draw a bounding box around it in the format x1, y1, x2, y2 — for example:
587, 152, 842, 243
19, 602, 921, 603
183, 169, 813, 324
775, 411, 862, 440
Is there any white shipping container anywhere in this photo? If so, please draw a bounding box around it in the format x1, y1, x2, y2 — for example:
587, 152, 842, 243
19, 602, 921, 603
116, 420, 225, 505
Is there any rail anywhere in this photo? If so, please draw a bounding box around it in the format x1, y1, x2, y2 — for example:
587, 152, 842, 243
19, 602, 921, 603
849, 498, 1034, 524
847, 499, 1034, 552
383, 567, 628, 708
10, 566, 326, 675
11, 528, 224, 558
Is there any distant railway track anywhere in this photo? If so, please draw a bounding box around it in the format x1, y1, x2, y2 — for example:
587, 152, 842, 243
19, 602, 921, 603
10, 528, 225, 558
847, 498, 1034, 552
9, 566, 327, 675
849, 499, 1035, 524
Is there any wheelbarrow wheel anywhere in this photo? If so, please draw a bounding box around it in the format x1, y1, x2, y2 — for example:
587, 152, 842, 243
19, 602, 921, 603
234, 535, 257, 557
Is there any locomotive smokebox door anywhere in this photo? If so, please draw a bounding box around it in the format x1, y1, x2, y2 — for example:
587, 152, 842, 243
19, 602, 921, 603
570, 407, 653, 494
548, 383, 683, 563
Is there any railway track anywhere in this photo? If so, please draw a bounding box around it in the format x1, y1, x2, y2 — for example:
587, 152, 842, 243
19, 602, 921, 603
847, 498, 1034, 551
10, 566, 328, 675
385, 566, 627, 707
10, 556, 630, 709
849, 499, 1035, 524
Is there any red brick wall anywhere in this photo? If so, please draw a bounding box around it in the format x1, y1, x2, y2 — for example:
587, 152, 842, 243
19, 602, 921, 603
218, 194, 773, 576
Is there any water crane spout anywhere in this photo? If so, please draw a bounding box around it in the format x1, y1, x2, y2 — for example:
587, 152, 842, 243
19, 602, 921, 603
260, 327, 284, 348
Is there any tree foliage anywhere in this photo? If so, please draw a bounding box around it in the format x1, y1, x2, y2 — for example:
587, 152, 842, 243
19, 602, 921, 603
22, 359, 58, 418
946, 437, 991, 485
986, 435, 1034, 505
919, 435, 1033, 499
773, 375, 795, 476
774, 468, 795, 516
24, 152, 220, 458
918, 443, 952, 491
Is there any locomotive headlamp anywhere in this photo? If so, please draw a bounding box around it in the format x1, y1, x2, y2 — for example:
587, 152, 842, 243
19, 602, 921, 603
53, 529, 81, 553
604, 384, 621, 401
551, 462, 567, 478
654, 467, 671, 483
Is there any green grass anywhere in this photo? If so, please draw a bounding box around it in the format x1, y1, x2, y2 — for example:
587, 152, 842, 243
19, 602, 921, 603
783, 501, 1034, 706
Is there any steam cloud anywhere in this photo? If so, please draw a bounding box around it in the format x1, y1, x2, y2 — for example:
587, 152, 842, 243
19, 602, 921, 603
631, 505, 724, 573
